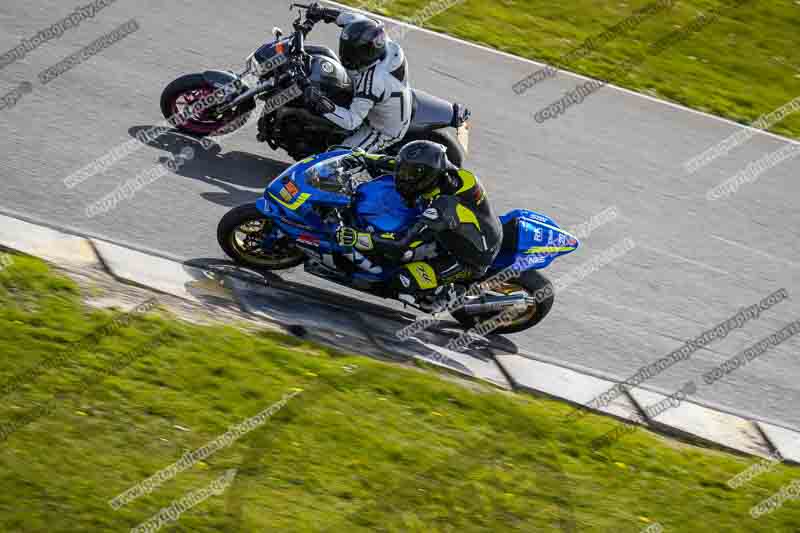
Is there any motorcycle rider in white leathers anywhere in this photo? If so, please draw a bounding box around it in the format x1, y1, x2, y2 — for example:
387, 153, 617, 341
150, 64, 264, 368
304, 5, 413, 153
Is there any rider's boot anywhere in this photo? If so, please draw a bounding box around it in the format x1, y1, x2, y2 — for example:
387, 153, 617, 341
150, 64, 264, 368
420, 283, 467, 313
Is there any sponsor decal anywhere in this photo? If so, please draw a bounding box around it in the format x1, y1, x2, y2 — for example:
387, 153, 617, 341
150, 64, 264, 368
279, 217, 314, 231
321, 61, 334, 74
527, 213, 549, 223
356, 233, 374, 250
285, 181, 299, 196
399, 274, 411, 288
280, 188, 293, 201
416, 264, 433, 284
297, 233, 320, 247
423, 208, 439, 220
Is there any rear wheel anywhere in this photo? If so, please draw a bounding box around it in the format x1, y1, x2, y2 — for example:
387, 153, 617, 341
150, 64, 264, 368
428, 129, 466, 167
217, 204, 305, 270
390, 129, 465, 167
160, 74, 254, 137
451, 270, 554, 334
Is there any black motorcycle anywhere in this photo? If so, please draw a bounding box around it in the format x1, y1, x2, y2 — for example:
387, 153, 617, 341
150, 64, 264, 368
159, 3, 471, 165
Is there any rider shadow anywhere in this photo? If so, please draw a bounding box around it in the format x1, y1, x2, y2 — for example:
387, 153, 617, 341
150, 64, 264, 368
183, 257, 521, 362
401, 320, 521, 360
127, 126, 291, 207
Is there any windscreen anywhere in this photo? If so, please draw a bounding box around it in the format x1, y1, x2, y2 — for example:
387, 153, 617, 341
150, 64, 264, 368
304, 155, 371, 193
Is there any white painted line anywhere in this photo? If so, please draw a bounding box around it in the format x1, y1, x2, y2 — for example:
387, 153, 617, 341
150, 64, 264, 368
325, 1, 800, 147
641, 244, 730, 276
711, 234, 800, 269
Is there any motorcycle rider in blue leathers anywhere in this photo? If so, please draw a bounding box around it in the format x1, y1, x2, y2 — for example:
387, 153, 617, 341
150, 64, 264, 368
336, 140, 504, 311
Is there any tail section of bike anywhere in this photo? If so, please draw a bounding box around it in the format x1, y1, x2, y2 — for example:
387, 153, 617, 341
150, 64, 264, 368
450, 210, 579, 334
492, 209, 580, 273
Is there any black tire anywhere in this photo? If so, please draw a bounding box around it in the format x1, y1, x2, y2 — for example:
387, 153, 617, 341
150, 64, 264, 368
428, 129, 466, 167
160, 74, 255, 138
451, 269, 554, 334
391, 129, 465, 167
217, 203, 305, 270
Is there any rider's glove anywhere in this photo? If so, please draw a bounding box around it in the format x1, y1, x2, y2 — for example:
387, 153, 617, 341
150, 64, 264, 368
336, 226, 357, 247
307, 4, 340, 24
363, 154, 398, 177
320, 7, 340, 23
336, 226, 374, 251
304, 85, 336, 115
305, 3, 324, 22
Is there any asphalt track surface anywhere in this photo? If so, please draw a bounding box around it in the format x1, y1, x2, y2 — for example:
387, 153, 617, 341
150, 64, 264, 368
1, 1, 798, 431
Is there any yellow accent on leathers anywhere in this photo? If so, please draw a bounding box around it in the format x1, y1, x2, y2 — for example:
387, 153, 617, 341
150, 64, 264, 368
404, 262, 438, 290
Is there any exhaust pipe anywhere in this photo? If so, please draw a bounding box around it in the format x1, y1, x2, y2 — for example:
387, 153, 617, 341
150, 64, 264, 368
461, 295, 531, 315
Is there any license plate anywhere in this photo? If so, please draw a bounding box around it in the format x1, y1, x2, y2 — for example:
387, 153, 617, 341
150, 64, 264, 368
456, 121, 470, 154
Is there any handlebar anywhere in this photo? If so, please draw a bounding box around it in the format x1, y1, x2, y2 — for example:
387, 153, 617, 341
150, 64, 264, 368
289, 2, 319, 42
291, 2, 338, 26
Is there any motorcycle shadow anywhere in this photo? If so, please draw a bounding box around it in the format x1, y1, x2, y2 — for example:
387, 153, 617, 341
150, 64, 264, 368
128, 126, 291, 207
183, 258, 521, 362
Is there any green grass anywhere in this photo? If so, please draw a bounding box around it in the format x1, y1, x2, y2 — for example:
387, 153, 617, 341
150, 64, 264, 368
345, 0, 800, 139
1, 252, 799, 532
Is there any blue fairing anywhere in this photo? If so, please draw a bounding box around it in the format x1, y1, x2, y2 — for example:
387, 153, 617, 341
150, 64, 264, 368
257, 149, 579, 285
354, 176, 420, 232
490, 209, 580, 273
262, 150, 353, 216
255, 150, 353, 260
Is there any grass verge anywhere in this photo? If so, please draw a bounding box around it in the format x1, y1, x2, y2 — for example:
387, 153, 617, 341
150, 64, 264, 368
343, 0, 800, 139
0, 252, 798, 532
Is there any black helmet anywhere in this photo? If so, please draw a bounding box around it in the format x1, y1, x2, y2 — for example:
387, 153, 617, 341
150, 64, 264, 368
339, 19, 387, 71
395, 141, 449, 206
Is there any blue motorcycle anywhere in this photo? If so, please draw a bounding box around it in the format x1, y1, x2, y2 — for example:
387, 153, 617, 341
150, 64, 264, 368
217, 149, 579, 333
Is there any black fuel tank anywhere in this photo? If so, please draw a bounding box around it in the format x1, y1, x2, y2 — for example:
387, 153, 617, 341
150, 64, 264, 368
308, 55, 353, 107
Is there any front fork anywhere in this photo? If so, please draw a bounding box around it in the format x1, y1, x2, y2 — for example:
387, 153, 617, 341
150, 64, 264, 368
255, 198, 284, 250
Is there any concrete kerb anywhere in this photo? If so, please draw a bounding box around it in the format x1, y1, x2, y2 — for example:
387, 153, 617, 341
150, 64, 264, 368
757, 422, 800, 465
91, 239, 210, 303
495, 354, 644, 424
0, 214, 100, 267
626, 387, 773, 458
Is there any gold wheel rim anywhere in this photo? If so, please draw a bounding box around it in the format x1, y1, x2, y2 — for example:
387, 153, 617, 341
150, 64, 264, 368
476, 281, 538, 329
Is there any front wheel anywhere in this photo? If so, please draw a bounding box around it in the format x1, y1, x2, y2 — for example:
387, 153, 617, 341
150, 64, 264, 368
451, 269, 554, 334
217, 204, 305, 270
160, 74, 255, 137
